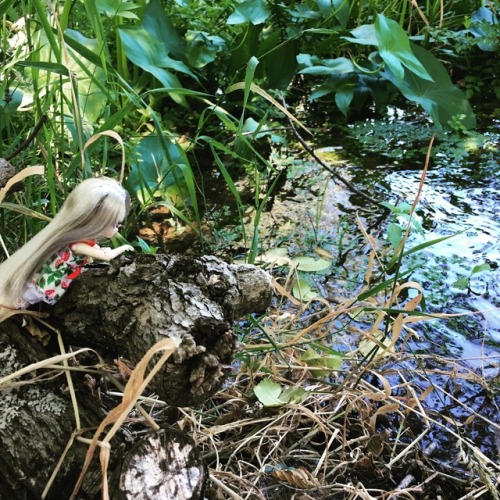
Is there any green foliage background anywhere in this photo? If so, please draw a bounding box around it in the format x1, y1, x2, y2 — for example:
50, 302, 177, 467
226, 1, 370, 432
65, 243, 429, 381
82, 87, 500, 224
0, 0, 498, 253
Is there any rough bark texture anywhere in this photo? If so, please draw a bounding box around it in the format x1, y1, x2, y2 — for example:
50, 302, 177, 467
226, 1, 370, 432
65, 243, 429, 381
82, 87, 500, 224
0, 158, 16, 188
0, 254, 272, 498
112, 428, 206, 500
53, 254, 272, 406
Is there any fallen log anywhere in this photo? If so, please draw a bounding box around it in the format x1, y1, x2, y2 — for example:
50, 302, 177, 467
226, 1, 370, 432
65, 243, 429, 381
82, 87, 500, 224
0, 254, 272, 498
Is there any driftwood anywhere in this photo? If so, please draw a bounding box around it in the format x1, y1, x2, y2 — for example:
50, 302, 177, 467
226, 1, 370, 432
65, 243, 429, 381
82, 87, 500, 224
0, 254, 272, 498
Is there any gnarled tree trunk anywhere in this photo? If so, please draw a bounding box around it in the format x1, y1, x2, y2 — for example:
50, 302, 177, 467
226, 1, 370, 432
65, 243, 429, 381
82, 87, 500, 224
0, 254, 271, 498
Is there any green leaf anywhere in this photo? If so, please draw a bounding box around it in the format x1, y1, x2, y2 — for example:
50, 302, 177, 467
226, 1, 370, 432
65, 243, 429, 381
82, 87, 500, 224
142, 0, 186, 59
335, 86, 355, 115
254, 379, 307, 407
279, 386, 307, 404
15, 61, 69, 75
383, 44, 476, 130
375, 14, 432, 84
261, 37, 298, 90
292, 256, 332, 272
471, 263, 491, 275
317, 0, 350, 28
453, 276, 470, 290
125, 134, 185, 204
299, 57, 354, 75
96, 0, 139, 19
292, 277, 317, 301
254, 379, 286, 407
227, 0, 271, 25
343, 24, 377, 45
387, 223, 403, 249
300, 349, 343, 376
470, 6, 499, 52
118, 27, 195, 105
185, 31, 226, 68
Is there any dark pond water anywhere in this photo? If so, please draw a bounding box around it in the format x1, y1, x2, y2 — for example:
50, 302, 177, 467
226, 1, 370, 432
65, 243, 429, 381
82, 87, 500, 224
225, 105, 500, 489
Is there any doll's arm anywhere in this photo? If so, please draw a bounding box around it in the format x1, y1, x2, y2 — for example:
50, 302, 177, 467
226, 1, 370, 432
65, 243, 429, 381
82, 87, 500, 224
71, 242, 134, 261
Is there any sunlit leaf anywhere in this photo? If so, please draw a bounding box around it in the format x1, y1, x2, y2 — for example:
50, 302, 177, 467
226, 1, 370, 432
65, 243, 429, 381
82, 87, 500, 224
254, 379, 306, 407
96, 0, 139, 19
254, 378, 285, 407
292, 277, 317, 301
343, 24, 377, 45
300, 349, 343, 376
186, 31, 226, 68
375, 14, 432, 84
387, 223, 403, 249
292, 256, 332, 272
383, 44, 476, 130
453, 276, 469, 290
358, 332, 395, 357
279, 386, 307, 404
471, 263, 491, 274
227, 0, 271, 25
470, 6, 499, 51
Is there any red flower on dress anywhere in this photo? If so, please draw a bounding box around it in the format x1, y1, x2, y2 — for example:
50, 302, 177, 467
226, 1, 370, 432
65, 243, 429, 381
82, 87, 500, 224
67, 267, 82, 280
44, 289, 56, 297
55, 250, 71, 267
61, 279, 71, 289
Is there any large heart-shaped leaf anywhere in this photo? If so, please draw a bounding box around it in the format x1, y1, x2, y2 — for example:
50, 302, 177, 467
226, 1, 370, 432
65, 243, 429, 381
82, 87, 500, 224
384, 44, 476, 130
142, 0, 186, 59
186, 31, 226, 68
126, 134, 186, 203
118, 27, 195, 105
227, 0, 271, 25
375, 14, 432, 84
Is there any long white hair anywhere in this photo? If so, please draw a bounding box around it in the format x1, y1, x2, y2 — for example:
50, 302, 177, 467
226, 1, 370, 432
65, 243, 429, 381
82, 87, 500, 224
0, 177, 130, 314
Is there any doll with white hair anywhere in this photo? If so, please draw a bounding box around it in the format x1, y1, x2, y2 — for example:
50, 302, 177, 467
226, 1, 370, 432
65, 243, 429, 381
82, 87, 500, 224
0, 177, 134, 321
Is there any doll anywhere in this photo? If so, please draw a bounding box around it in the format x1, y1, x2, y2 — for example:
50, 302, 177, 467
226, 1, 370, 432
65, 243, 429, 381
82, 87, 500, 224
0, 177, 134, 321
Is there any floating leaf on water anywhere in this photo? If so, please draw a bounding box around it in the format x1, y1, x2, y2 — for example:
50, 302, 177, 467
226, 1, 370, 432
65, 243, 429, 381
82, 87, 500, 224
292, 255, 332, 272
292, 277, 317, 301
453, 276, 470, 290
471, 263, 491, 275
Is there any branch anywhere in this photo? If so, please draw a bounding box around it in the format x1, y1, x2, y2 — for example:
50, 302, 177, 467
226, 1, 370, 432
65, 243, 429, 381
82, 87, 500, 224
281, 97, 387, 210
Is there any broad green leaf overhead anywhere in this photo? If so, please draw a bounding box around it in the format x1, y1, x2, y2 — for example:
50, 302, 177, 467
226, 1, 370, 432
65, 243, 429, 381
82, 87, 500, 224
374, 14, 433, 84
227, 0, 271, 25
384, 44, 476, 130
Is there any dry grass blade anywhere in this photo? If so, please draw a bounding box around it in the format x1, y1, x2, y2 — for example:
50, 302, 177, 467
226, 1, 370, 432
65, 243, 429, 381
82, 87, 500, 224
0, 165, 45, 260
0, 348, 93, 389
83, 131, 126, 183
70, 336, 181, 500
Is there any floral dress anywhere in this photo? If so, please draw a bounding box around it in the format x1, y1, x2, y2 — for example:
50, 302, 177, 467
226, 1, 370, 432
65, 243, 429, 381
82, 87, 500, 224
21, 240, 96, 306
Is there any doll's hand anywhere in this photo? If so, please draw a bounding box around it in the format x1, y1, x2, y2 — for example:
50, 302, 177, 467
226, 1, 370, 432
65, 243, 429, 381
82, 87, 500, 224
72, 243, 134, 261
105, 244, 135, 260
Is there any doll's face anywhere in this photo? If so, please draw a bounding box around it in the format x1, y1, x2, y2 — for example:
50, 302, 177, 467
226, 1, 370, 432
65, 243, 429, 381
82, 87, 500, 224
102, 223, 120, 239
